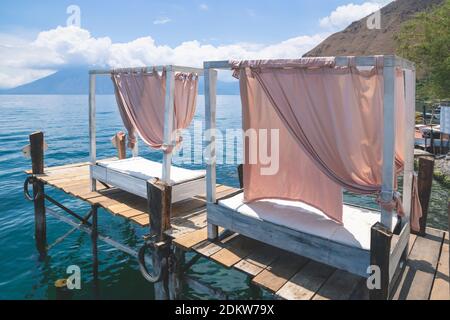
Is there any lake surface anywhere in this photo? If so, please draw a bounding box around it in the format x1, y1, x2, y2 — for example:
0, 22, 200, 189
0, 95, 448, 300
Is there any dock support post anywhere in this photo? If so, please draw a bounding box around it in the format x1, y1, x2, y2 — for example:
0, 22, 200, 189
169, 246, 185, 300
91, 205, 99, 296
370, 222, 393, 300
147, 180, 172, 300
30, 132, 46, 258
415, 156, 435, 236
115, 132, 127, 160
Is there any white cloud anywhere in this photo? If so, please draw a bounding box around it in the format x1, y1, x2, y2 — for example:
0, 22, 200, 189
199, 4, 208, 11
319, 1, 393, 30
153, 17, 172, 25
0, 26, 329, 88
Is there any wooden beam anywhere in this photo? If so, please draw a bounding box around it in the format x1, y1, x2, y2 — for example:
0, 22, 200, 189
115, 132, 126, 160
89, 73, 97, 191
415, 156, 435, 235
168, 246, 184, 300
147, 180, 172, 300
380, 62, 396, 229
162, 68, 175, 183
401, 69, 416, 227
369, 222, 393, 300
237, 164, 243, 188
91, 205, 99, 287
147, 180, 172, 241
30, 132, 46, 257
205, 66, 218, 240
30, 132, 44, 174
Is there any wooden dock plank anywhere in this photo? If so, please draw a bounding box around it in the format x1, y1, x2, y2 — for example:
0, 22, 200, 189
129, 214, 150, 226
193, 233, 239, 258
173, 228, 208, 251
209, 236, 259, 268
312, 269, 363, 300
234, 243, 280, 277
430, 232, 449, 300
392, 228, 445, 300
28, 161, 450, 300
252, 252, 309, 293
275, 260, 335, 300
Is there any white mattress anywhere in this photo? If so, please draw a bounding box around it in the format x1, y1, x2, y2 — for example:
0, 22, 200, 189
98, 157, 206, 185
218, 193, 398, 251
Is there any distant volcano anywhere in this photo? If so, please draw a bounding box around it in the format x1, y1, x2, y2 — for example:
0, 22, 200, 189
0, 68, 240, 95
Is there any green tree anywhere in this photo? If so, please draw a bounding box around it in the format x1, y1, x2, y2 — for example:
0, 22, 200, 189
396, 0, 450, 101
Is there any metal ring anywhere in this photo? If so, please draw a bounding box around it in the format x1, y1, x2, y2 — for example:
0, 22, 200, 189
24, 176, 41, 202
138, 242, 166, 283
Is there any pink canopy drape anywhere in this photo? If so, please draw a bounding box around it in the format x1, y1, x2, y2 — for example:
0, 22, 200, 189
233, 57, 422, 229
111, 69, 198, 151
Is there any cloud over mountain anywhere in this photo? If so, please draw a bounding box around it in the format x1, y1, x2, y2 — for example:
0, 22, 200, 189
0, 26, 327, 89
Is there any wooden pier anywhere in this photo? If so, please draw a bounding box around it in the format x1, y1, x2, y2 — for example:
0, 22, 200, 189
26, 160, 449, 300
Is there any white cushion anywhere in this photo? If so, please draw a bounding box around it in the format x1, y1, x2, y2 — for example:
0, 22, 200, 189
218, 193, 398, 251
98, 157, 205, 185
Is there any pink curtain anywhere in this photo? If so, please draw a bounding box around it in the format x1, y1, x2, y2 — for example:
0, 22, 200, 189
234, 57, 421, 227
111, 69, 198, 150
240, 67, 344, 222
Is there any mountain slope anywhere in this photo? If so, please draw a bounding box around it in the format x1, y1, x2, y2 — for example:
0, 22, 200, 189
304, 0, 444, 57
0, 68, 240, 95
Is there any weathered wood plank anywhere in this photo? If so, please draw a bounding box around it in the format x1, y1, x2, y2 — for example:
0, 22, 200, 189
416, 157, 435, 235
313, 269, 363, 300
392, 228, 445, 300
209, 236, 259, 268
173, 228, 208, 251
252, 252, 309, 293
130, 214, 150, 226
430, 232, 449, 300
193, 233, 239, 258
234, 243, 280, 277
26, 161, 90, 174
276, 260, 335, 300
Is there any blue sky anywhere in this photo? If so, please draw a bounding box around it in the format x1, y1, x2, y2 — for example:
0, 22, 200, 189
0, 0, 392, 88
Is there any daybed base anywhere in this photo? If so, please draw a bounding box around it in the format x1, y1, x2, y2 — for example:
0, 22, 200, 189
207, 201, 410, 299
91, 159, 206, 203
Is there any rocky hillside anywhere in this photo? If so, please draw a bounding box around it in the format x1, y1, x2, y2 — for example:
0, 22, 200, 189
304, 0, 444, 57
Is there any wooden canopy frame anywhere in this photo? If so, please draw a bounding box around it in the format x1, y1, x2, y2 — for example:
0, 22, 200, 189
203, 55, 416, 299
88, 65, 206, 202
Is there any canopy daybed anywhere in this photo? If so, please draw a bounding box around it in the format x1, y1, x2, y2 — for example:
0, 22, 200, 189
203, 56, 419, 299
88, 65, 206, 203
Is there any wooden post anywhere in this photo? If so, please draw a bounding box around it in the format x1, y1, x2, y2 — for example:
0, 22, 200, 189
370, 222, 393, 300
205, 66, 219, 240
380, 59, 396, 230
30, 132, 46, 257
237, 164, 244, 189
147, 180, 172, 300
89, 73, 97, 192
169, 246, 185, 300
162, 68, 175, 183
415, 156, 435, 235
91, 205, 99, 286
115, 133, 126, 160
148, 180, 172, 241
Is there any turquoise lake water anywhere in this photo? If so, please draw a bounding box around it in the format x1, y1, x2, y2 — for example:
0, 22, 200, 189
0, 95, 448, 300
